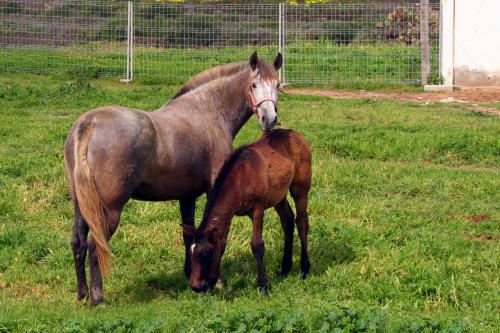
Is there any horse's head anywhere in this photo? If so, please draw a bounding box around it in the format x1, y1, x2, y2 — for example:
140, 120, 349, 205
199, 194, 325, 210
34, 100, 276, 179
183, 225, 220, 292
248, 51, 283, 132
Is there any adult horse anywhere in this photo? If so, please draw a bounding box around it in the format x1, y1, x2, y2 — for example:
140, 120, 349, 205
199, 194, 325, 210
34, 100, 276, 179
64, 52, 282, 305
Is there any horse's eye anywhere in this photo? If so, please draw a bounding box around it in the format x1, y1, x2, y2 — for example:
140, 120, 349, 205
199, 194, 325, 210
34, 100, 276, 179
252, 83, 257, 89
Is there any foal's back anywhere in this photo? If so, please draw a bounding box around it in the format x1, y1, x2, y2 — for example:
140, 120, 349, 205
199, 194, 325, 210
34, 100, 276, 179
224, 129, 312, 212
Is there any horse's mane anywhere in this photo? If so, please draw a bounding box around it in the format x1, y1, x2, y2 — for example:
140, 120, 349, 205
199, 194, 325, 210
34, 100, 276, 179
167, 57, 277, 105
171, 61, 248, 100
160, 59, 277, 114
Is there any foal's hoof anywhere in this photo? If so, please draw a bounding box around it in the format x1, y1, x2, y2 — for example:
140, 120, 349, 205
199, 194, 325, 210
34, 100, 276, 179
300, 271, 309, 280
259, 286, 269, 296
215, 278, 225, 290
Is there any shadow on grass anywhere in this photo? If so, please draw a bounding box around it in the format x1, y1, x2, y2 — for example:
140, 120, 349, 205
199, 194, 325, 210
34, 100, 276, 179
122, 268, 187, 303
121, 230, 355, 303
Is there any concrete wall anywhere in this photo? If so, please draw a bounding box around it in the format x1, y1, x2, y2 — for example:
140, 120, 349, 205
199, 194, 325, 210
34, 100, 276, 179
441, 0, 500, 86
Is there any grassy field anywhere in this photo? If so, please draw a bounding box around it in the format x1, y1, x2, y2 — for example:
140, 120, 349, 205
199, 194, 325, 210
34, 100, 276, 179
0, 72, 498, 332
0, 43, 439, 89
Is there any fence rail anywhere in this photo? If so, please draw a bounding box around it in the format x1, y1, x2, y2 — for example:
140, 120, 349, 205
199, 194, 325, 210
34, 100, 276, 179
0, 1, 440, 86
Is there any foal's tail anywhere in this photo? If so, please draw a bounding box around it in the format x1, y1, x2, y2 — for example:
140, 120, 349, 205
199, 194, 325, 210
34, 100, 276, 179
73, 121, 111, 276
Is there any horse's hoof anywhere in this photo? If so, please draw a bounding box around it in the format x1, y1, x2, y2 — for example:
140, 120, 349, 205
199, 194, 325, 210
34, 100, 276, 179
76, 296, 88, 305
278, 271, 289, 278
259, 286, 269, 296
300, 272, 308, 280
76, 292, 88, 303
215, 278, 225, 290
89, 298, 105, 307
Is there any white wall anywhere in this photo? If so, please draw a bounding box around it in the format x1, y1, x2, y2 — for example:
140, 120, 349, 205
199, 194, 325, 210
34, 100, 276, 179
441, 0, 500, 86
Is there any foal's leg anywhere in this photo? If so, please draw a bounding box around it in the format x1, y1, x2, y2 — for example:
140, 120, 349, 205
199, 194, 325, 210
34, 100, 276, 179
70, 203, 89, 301
292, 193, 310, 279
88, 208, 122, 306
179, 197, 196, 278
274, 198, 295, 277
250, 208, 268, 296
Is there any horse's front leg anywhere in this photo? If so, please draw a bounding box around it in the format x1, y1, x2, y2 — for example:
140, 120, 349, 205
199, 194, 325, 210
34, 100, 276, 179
250, 208, 268, 296
180, 197, 196, 279
70, 204, 89, 302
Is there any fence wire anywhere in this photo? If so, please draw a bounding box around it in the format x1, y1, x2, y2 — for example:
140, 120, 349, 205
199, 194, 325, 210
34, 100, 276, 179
0, 1, 440, 86
0, 1, 128, 77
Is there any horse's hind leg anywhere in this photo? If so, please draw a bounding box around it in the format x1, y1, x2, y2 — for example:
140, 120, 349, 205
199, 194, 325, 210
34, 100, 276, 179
274, 198, 295, 277
180, 197, 196, 278
70, 203, 89, 301
88, 207, 122, 306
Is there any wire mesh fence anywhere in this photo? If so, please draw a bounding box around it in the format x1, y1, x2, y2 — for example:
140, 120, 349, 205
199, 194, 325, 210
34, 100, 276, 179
0, 1, 440, 86
133, 3, 279, 83
284, 3, 440, 84
0, 1, 128, 77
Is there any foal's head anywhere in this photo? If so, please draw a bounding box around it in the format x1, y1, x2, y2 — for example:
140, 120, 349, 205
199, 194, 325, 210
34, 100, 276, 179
183, 225, 219, 292
248, 51, 283, 132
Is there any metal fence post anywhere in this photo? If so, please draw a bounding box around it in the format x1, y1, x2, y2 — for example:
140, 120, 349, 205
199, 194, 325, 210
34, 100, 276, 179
279, 3, 286, 85
121, 1, 133, 82
420, 0, 430, 85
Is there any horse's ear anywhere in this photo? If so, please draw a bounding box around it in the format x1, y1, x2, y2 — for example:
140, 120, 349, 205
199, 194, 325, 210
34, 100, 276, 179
181, 224, 195, 236
273, 52, 283, 71
249, 51, 258, 70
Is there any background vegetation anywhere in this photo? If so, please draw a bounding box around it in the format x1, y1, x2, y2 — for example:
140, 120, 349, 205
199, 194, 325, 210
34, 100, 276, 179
0, 72, 498, 332
0, 0, 440, 86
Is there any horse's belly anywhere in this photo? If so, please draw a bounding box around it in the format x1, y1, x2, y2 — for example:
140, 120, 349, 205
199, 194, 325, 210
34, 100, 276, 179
131, 176, 206, 201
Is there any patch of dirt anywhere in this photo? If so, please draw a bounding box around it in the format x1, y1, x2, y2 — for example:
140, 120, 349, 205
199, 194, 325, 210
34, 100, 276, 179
285, 86, 500, 116
466, 215, 489, 223
470, 235, 496, 243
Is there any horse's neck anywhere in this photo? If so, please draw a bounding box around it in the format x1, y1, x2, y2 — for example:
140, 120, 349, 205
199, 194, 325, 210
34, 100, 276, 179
158, 70, 252, 139
200, 70, 252, 139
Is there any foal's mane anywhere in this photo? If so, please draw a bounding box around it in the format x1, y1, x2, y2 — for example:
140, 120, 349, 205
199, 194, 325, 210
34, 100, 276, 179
198, 144, 250, 233
198, 129, 291, 233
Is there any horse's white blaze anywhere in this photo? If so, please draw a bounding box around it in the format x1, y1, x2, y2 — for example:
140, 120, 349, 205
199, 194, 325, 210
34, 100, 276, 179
252, 75, 279, 131
191, 243, 196, 253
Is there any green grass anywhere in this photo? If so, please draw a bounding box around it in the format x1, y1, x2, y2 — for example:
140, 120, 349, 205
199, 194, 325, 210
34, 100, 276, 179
0, 42, 439, 89
0, 73, 498, 332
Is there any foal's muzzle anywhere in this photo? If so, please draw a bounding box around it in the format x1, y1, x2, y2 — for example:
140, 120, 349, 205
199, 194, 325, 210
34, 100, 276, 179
190, 280, 210, 293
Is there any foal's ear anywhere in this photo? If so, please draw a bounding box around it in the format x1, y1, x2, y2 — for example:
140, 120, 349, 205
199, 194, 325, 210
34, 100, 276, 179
273, 52, 283, 71
249, 51, 258, 70
181, 224, 195, 236
206, 226, 218, 242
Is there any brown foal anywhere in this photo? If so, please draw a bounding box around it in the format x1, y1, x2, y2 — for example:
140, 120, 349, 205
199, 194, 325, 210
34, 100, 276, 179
183, 129, 312, 295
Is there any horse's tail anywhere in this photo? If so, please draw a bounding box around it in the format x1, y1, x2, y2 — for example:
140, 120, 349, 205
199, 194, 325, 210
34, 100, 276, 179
73, 120, 111, 276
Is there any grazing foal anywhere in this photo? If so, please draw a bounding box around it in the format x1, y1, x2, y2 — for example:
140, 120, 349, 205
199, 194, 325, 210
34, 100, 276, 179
183, 129, 312, 295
